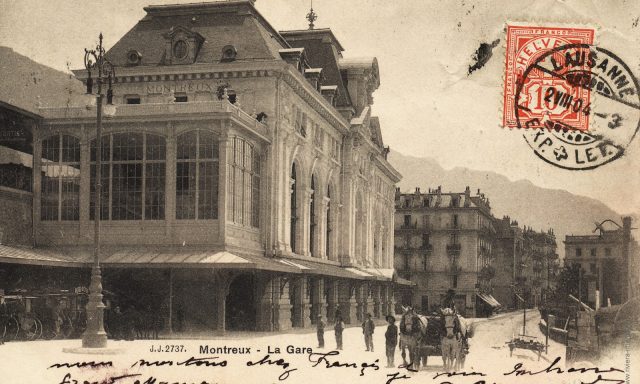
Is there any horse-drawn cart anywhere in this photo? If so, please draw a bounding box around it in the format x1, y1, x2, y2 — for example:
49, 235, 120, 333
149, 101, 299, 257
399, 307, 471, 372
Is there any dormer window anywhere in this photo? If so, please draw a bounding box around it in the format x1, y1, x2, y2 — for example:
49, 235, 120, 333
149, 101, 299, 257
163, 26, 204, 65
173, 40, 188, 59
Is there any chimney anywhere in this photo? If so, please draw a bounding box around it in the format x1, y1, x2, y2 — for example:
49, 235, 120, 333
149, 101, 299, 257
415, 187, 420, 194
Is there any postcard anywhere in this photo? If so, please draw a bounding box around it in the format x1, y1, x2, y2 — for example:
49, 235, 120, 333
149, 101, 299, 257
0, 1, 638, 384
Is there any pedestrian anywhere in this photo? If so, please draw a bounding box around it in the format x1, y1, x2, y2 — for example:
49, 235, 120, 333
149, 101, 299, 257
362, 313, 375, 352
334, 315, 345, 350
316, 314, 325, 348
385, 315, 398, 368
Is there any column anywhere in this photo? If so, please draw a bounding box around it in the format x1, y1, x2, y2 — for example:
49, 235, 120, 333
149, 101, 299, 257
218, 130, 231, 245
372, 284, 382, 318
255, 275, 273, 332
214, 274, 231, 334
338, 281, 358, 324
165, 122, 176, 239
272, 276, 293, 331
32, 133, 42, 243
310, 278, 326, 324
355, 282, 366, 322
302, 188, 313, 257
320, 196, 330, 259
325, 279, 338, 323
292, 277, 311, 327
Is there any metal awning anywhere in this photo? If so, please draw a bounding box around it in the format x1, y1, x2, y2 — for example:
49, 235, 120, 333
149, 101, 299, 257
0, 245, 299, 273
477, 293, 501, 308
278, 259, 376, 280
395, 276, 416, 286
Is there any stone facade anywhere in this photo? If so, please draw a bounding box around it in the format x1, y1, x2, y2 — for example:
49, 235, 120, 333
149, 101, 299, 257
565, 217, 639, 307
493, 217, 558, 309
394, 186, 496, 317
0, 1, 401, 333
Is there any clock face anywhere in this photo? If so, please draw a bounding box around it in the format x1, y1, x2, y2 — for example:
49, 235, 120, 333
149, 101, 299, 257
173, 40, 188, 59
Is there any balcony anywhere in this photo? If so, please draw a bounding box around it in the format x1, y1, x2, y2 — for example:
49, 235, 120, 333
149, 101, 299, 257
446, 243, 461, 254
398, 221, 418, 231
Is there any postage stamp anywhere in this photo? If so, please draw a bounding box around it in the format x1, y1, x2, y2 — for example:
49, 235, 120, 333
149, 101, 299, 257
502, 25, 595, 130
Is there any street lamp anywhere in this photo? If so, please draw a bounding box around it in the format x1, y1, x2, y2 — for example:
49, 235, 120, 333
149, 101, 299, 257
82, 33, 114, 348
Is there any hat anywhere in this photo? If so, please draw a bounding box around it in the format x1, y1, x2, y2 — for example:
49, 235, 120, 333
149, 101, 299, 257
386, 315, 395, 323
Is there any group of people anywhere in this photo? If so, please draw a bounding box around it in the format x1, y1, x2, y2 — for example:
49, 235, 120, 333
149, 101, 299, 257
315, 313, 400, 368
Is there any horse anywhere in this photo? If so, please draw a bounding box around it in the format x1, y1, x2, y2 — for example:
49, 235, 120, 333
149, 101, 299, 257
440, 308, 463, 372
399, 306, 428, 371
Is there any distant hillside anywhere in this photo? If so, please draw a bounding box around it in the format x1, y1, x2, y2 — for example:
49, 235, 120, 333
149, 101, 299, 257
388, 151, 625, 260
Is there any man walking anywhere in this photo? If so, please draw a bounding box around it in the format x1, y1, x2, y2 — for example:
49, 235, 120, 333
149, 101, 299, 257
362, 313, 375, 352
316, 314, 325, 348
385, 315, 398, 368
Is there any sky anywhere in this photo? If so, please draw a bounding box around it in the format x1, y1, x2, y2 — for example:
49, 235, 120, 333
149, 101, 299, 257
1, 0, 639, 214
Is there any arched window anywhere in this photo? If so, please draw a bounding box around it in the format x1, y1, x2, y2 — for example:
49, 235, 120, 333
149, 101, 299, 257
309, 174, 316, 256
228, 137, 260, 227
176, 130, 218, 220
290, 163, 297, 252
90, 132, 166, 220
326, 185, 332, 259
41, 134, 80, 221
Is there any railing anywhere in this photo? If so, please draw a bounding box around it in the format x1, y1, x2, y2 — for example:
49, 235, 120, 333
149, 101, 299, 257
40, 101, 268, 133
480, 265, 496, 280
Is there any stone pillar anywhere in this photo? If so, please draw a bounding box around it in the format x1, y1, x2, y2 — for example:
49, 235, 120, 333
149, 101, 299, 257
302, 188, 313, 257
310, 278, 326, 324
292, 277, 311, 327
356, 282, 366, 322
338, 281, 357, 324
325, 279, 338, 323
272, 276, 292, 331
373, 284, 382, 318
255, 275, 274, 332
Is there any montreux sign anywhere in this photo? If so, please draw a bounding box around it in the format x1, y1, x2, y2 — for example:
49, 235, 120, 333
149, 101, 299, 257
145, 82, 219, 95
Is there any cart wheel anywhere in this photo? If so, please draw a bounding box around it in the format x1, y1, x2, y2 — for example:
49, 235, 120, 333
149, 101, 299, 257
41, 320, 57, 341
23, 317, 40, 340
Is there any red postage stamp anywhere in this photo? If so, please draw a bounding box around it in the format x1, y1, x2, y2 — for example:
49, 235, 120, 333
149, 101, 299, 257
503, 25, 595, 130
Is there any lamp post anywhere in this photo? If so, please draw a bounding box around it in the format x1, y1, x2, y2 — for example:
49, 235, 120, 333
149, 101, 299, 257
82, 33, 114, 348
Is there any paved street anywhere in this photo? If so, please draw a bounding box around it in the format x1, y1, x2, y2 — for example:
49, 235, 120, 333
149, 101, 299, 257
0, 309, 597, 384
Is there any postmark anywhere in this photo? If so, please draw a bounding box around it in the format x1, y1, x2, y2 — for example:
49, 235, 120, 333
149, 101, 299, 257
503, 25, 595, 130
517, 44, 640, 170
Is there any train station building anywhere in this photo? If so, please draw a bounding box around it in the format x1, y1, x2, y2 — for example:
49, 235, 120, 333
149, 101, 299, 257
0, 0, 404, 333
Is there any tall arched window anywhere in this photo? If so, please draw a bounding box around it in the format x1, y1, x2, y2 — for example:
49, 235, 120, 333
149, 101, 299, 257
41, 134, 80, 221
176, 130, 218, 220
309, 174, 316, 256
290, 163, 297, 252
326, 185, 332, 259
90, 132, 166, 220
228, 137, 260, 227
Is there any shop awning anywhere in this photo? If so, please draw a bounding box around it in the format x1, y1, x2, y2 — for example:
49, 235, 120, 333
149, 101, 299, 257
395, 276, 416, 286
477, 293, 501, 308
0, 245, 299, 273
292, 259, 373, 280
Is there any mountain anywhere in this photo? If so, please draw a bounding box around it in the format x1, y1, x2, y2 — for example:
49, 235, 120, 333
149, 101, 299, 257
387, 150, 624, 260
